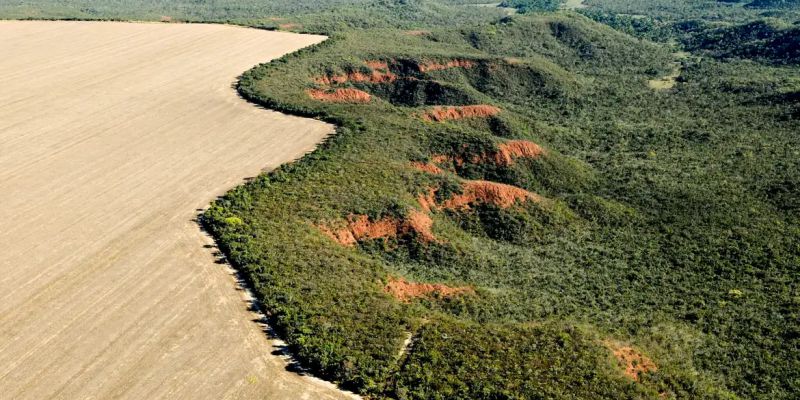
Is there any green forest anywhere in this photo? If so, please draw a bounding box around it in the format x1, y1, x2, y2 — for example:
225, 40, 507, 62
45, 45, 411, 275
4, 0, 798, 399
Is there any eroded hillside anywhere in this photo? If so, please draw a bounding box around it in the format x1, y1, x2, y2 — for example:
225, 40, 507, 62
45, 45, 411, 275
204, 13, 800, 399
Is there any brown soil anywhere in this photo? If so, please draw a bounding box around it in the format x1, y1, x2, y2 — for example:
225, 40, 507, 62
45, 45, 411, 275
418, 59, 476, 72
383, 277, 474, 302
410, 161, 443, 175
364, 60, 389, 70
307, 88, 372, 103
605, 342, 658, 382
494, 140, 546, 166
421, 105, 501, 122
442, 181, 542, 210
314, 70, 397, 85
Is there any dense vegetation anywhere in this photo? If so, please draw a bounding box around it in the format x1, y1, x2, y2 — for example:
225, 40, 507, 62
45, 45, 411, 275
499, 0, 563, 13
683, 19, 800, 64
5, 1, 799, 399
205, 10, 799, 398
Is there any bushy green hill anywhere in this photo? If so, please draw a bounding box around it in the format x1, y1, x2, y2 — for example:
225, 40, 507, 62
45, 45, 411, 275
3, 1, 798, 399
203, 13, 800, 399
747, 0, 800, 9
683, 19, 800, 64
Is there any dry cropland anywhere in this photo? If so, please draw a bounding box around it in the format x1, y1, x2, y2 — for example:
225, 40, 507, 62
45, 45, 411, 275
0, 21, 354, 399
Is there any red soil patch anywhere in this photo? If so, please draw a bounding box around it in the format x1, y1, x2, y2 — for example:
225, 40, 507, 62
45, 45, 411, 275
426, 140, 545, 171
318, 215, 398, 246
429, 153, 468, 168
421, 105, 501, 122
417, 188, 438, 213
317, 225, 358, 247
384, 276, 474, 303
405, 210, 436, 242
418, 59, 476, 72
348, 214, 399, 241
319, 212, 437, 246
418, 181, 541, 212
493, 140, 546, 166
278, 23, 301, 30
605, 342, 658, 382
314, 70, 397, 85
442, 181, 542, 210
307, 88, 371, 103
364, 60, 390, 70
410, 161, 443, 175
430, 154, 451, 164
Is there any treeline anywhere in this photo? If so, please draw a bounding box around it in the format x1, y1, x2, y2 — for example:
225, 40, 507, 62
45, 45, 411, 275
499, 0, 563, 13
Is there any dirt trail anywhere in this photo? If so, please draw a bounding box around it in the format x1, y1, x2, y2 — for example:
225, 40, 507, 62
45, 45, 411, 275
0, 21, 355, 400
648, 50, 689, 90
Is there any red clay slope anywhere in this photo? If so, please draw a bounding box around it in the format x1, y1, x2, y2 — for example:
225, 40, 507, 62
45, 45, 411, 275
307, 88, 372, 103
418, 59, 476, 72
384, 276, 474, 302
318, 211, 436, 246
421, 105, 501, 122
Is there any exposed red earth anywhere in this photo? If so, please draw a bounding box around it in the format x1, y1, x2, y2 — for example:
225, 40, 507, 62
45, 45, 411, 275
383, 277, 474, 302
417, 181, 542, 212
442, 180, 543, 210
605, 342, 658, 382
318, 211, 437, 246
308, 88, 373, 103
494, 140, 547, 166
314, 70, 397, 85
417, 59, 476, 72
420, 105, 501, 122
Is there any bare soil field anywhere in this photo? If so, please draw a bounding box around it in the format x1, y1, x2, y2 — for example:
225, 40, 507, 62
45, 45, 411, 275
0, 21, 354, 399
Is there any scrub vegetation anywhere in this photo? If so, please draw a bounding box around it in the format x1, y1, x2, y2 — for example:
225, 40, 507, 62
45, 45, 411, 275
5, 0, 799, 399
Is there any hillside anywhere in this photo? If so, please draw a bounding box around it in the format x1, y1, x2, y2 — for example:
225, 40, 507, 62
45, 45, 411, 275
203, 12, 800, 400
682, 19, 800, 64
2, 1, 798, 399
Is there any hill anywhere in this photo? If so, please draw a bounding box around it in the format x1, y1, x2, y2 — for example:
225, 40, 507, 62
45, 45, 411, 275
203, 12, 800, 400
2, 1, 798, 399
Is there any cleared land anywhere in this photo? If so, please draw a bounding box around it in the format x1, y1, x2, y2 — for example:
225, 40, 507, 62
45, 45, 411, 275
0, 21, 352, 399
